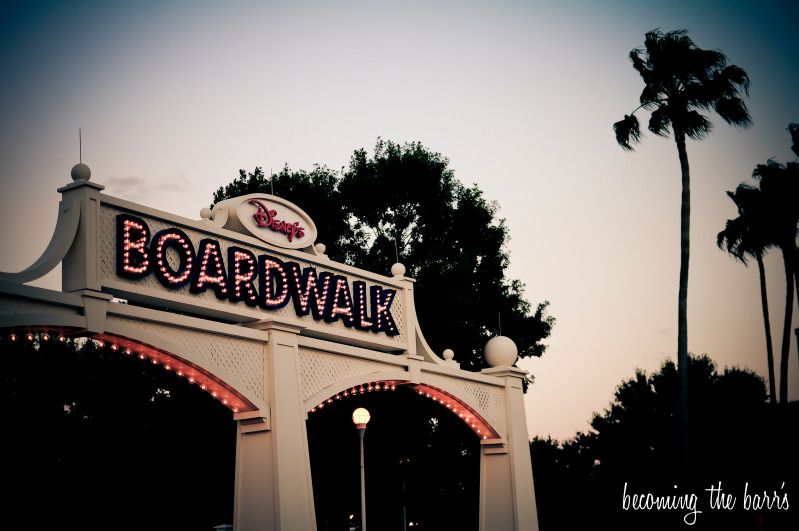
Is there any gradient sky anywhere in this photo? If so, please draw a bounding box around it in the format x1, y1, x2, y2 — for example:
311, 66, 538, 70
1, 0, 797, 440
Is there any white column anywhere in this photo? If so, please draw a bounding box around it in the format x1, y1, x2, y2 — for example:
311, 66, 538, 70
480, 367, 539, 531
234, 413, 276, 531
233, 323, 317, 531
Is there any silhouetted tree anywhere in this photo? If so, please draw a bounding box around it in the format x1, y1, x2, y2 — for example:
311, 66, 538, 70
531, 355, 798, 531
789, 123, 799, 157
212, 139, 554, 372
752, 158, 799, 402
1, 335, 235, 530
613, 29, 751, 473
718, 184, 776, 403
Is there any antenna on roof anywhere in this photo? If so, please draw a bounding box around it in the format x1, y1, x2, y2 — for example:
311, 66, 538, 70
270, 167, 275, 196
394, 238, 399, 263
498, 312, 502, 336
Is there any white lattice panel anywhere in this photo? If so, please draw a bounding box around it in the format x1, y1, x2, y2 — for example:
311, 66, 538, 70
99, 205, 405, 344
106, 315, 265, 403
298, 348, 401, 401
423, 372, 507, 435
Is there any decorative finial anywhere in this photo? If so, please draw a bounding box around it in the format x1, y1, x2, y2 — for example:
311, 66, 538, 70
390, 262, 406, 277
200, 207, 212, 220
71, 162, 91, 182
442, 348, 455, 361
315, 243, 327, 255
484, 336, 518, 367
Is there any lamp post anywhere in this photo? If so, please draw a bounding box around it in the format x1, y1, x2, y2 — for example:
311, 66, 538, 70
352, 407, 371, 531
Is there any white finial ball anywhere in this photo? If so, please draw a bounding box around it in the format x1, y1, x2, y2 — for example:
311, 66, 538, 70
200, 207, 212, 220
391, 262, 406, 277
484, 336, 518, 367
71, 163, 91, 181
315, 243, 327, 254
442, 348, 455, 361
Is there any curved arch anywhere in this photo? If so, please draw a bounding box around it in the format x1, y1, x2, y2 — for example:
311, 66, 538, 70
304, 372, 501, 441
302, 370, 409, 413
96, 329, 261, 414
0, 325, 261, 415
410, 383, 500, 440
0, 198, 80, 284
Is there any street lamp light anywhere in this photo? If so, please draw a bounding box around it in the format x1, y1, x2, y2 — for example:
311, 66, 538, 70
352, 407, 371, 531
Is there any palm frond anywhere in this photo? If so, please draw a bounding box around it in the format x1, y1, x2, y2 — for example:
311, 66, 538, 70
720, 64, 750, 96
714, 97, 752, 127
717, 217, 750, 264
752, 159, 786, 182
679, 110, 713, 140
648, 106, 672, 137
613, 114, 641, 151
616, 28, 750, 149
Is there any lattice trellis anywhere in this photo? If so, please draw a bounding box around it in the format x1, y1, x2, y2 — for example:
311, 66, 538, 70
98, 205, 406, 343
297, 348, 401, 402
105, 315, 265, 403
422, 372, 507, 436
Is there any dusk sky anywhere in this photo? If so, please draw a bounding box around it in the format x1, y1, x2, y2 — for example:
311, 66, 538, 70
1, 0, 797, 440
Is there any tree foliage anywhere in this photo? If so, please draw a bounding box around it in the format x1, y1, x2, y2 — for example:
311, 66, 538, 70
613, 29, 751, 150
1, 335, 235, 529
531, 355, 798, 530
212, 139, 554, 372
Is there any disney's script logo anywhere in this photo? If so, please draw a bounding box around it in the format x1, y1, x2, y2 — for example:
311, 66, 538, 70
249, 200, 306, 243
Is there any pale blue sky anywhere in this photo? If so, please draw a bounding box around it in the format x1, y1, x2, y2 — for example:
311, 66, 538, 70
1, 0, 797, 439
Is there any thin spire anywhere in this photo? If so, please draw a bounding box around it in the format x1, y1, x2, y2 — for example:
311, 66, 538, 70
270, 167, 274, 196
79, 128, 82, 163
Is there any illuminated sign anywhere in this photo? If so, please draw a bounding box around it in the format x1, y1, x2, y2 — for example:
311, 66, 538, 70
249, 199, 305, 243
210, 193, 317, 250
116, 214, 398, 336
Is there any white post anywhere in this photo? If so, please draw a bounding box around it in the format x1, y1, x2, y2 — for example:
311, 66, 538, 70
359, 426, 367, 531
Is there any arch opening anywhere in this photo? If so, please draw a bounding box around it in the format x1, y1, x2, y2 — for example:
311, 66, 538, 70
0, 330, 237, 530
1, 327, 256, 414
306, 383, 481, 531
307, 380, 500, 440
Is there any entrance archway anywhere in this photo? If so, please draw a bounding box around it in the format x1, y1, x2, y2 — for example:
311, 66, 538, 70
0, 167, 540, 531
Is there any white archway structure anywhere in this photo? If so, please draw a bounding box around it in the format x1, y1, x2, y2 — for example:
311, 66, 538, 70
0, 169, 540, 531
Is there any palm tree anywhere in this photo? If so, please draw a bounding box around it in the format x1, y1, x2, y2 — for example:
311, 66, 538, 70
718, 184, 776, 403
613, 29, 751, 471
753, 159, 799, 402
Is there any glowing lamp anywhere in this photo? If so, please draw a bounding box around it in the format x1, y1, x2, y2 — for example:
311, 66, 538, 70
352, 407, 371, 428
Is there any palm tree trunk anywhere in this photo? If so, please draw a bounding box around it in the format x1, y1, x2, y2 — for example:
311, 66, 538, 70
791, 243, 799, 371
674, 129, 690, 477
794, 245, 799, 320
779, 245, 795, 403
755, 252, 777, 404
